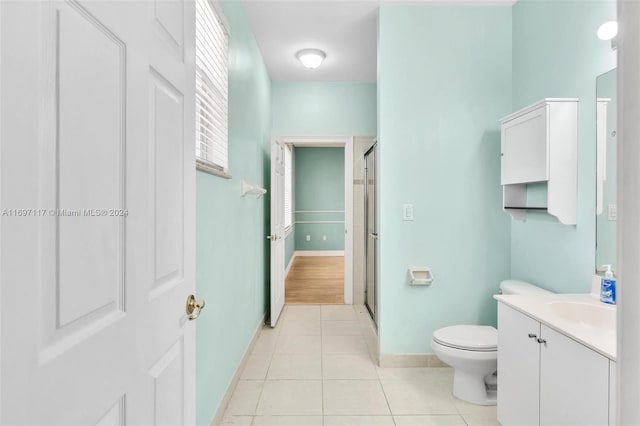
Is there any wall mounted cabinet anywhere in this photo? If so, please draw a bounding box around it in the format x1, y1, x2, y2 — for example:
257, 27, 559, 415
500, 99, 578, 224
497, 303, 614, 425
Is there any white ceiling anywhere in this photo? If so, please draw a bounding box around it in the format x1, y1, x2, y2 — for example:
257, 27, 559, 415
242, 0, 515, 83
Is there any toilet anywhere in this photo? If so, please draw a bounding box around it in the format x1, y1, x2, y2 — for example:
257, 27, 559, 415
431, 280, 552, 406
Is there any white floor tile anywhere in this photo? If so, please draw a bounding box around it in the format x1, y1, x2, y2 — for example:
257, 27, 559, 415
256, 380, 323, 415
252, 333, 279, 357
381, 378, 458, 415
454, 399, 497, 417
321, 305, 358, 321
323, 380, 391, 416
224, 380, 264, 416
376, 367, 453, 383
221, 313, 500, 426
393, 415, 467, 425
267, 353, 322, 380
240, 352, 272, 380
279, 319, 321, 336
275, 335, 322, 354
252, 415, 323, 425
323, 335, 369, 355
323, 353, 378, 379
282, 305, 321, 322
323, 416, 395, 426
218, 415, 254, 425
462, 414, 502, 426
322, 320, 363, 336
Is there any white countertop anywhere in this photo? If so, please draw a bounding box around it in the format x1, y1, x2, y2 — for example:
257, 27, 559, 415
494, 293, 616, 360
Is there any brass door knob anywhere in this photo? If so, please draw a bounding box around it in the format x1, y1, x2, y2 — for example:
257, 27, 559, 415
186, 294, 205, 321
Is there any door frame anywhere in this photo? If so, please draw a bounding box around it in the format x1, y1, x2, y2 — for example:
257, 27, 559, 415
281, 135, 354, 304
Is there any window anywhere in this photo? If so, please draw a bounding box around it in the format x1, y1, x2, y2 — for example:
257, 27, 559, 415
195, 0, 229, 174
284, 145, 293, 229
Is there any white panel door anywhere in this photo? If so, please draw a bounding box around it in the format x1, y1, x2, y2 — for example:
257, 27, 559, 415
539, 325, 609, 426
497, 303, 541, 426
0, 1, 197, 424
270, 138, 286, 327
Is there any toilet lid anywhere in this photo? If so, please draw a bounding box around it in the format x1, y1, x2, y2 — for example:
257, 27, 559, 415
433, 325, 498, 351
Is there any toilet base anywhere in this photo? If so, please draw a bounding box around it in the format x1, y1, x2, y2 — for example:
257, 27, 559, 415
452, 369, 497, 406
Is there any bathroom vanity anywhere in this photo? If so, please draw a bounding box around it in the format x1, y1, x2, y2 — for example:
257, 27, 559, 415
495, 294, 616, 426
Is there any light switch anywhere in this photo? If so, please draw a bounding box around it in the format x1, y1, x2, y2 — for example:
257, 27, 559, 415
322, 235, 327, 241
306, 235, 311, 241
608, 204, 617, 221
403, 204, 414, 221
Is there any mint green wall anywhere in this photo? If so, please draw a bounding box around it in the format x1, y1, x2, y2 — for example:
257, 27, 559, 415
272, 82, 377, 135
596, 69, 617, 269
510, 0, 617, 293
294, 147, 345, 251
196, 2, 271, 425
377, 6, 512, 354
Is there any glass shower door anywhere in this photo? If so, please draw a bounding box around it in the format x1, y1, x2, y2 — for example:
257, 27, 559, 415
364, 144, 378, 326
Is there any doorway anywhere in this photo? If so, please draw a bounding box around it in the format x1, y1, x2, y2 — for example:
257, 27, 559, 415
364, 142, 378, 325
276, 136, 354, 307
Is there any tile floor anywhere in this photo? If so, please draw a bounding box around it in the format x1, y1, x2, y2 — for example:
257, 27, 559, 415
219, 305, 500, 426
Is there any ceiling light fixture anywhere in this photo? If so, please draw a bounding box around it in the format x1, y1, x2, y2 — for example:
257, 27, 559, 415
597, 21, 618, 41
296, 49, 326, 69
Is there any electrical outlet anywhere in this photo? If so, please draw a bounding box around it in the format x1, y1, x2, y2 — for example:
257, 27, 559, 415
608, 204, 617, 221
322, 235, 327, 241
306, 235, 311, 241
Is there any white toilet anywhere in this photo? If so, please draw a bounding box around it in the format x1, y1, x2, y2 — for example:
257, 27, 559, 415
431, 280, 552, 406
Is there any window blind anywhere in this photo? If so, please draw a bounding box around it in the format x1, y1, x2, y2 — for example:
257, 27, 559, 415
195, 0, 229, 171
284, 145, 293, 229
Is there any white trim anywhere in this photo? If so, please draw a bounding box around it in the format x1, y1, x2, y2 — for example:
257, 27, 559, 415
281, 136, 354, 305
295, 210, 345, 213
285, 254, 295, 277
210, 312, 268, 426
284, 225, 293, 237
618, 3, 639, 423
295, 250, 345, 257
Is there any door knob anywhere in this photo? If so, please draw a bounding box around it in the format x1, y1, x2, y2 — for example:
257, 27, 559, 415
186, 294, 205, 321
266, 234, 277, 240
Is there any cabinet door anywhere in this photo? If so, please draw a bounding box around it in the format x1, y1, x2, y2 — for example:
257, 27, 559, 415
501, 104, 549, 185
497, 304, 541, 426
609, 361, 616, 426
539, 325, 609, 426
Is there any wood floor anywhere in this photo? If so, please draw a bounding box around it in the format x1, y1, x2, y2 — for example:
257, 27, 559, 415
285, 256, 344, 304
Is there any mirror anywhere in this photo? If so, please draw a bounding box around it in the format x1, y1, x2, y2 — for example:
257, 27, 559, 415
596, 69, 617, 271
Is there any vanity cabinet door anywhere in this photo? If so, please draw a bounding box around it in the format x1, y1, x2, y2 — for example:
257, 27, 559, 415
609, 361, 616, 426
497, 303, 541, 426
539, 325, 609, 426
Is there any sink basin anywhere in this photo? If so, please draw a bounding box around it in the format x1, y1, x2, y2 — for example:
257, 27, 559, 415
548, 301, 616, 329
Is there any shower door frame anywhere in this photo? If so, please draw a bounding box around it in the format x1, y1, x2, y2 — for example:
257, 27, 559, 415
364, 141, 378, 326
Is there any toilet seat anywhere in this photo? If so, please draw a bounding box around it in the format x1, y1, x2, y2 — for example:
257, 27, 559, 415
432, 325, 497, 352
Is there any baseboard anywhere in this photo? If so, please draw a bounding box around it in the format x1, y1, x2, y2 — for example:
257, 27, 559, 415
210, 311, 267, 426
294, 250, 345, 257
285, 255, 295, 277
379, 353, 448, 368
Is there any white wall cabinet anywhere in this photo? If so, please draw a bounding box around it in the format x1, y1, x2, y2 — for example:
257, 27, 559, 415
498, 303, 613, 426
500, 99, 578, 224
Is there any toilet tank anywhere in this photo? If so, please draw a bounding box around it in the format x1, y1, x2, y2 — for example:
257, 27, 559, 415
499, 279, 553, 295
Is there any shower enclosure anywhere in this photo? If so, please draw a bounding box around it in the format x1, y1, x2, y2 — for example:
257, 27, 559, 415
364, 142, 378, 326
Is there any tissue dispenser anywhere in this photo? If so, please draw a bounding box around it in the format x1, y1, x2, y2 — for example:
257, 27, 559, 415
409, 268, 434, 286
